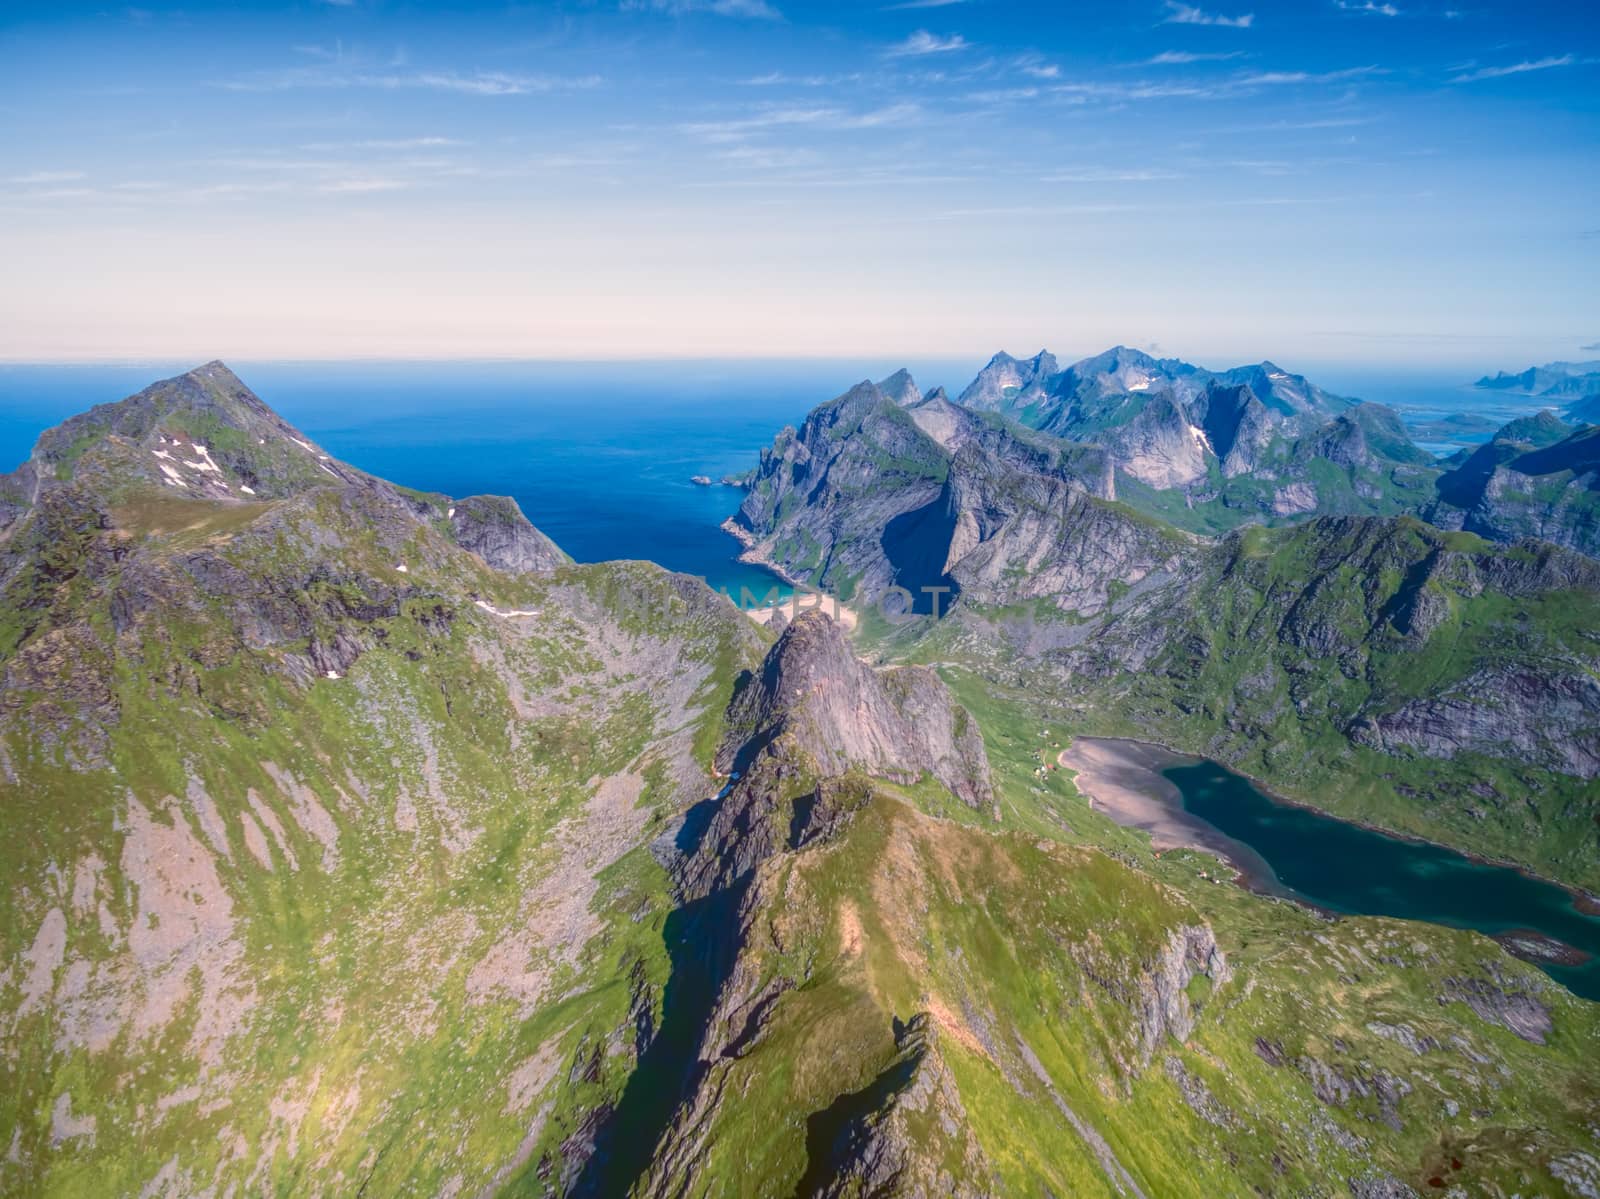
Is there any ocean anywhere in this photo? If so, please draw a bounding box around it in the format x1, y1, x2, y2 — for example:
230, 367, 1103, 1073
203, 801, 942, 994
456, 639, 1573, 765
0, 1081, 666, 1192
0, 358, 1558, 594
0, 359, 976, 598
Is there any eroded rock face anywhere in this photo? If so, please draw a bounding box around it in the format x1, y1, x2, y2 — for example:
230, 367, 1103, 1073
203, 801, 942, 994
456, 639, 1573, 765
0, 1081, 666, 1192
1431, 419, 1600, 558
1436, 971, 1554, 1045
1136, 925, 1231, 1064
1350, 666, 1600, 780
450, 495, 567, 576
717, 611, 993, 811
942, 451, 1192, 617
806, 1016, 992, 1199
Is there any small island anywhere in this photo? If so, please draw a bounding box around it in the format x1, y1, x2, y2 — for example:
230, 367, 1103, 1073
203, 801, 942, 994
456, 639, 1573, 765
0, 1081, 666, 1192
689, 475, 713, 486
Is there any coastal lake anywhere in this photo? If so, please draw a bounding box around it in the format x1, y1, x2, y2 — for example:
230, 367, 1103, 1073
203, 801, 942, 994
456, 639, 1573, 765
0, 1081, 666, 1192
1066, 739, 1600, 1001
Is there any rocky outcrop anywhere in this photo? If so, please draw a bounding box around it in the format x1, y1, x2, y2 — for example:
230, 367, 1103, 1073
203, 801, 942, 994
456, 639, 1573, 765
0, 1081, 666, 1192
957, 349, 1058, 411
732, 380, 949, 600
805, 1016, 992, 1199
1136, 925, 1231, 1063
1430, 418, 1600, 558
1350, 665, 1600, 779
716, 611, 993, 810
876, 367, 923, 408
942, 451, 1193, 617
450, 494, 567, 576
1436, 968, 1554, 1044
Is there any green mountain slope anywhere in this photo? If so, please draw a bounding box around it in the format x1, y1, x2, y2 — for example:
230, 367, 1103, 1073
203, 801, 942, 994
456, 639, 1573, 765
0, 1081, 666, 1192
1428, 414, 1600, 558
0, 365, 769, 1194
4, 366, 1599, 1198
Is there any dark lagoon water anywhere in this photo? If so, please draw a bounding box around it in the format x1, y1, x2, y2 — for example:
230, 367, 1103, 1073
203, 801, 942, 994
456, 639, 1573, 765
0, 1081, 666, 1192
0, 358, 975, 598
1167, 759, 1600, 1000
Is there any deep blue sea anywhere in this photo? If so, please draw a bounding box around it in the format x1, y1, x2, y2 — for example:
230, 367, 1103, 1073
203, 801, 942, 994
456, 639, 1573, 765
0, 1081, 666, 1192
0, 359, 977, 598
0, 358, 1559, 592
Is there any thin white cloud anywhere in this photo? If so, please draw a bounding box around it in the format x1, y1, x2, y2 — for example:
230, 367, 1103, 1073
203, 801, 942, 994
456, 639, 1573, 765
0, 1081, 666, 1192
737, 71, 859, 86
1235, 66, 1383, 85
1163, 2, 1254, 27
301, 136, 465, 150
1012, 54, 1062, 78
966, 87, 1043, 103
1044, 168, 1185, 182
622, 0, 781, 17
317, 178, 411, 193
9, 170, 87, 185
1146, 49, 1244, 64
223, 68, 602, 95
882, 0, 967, 8
1334, 0, 1400, 14
1450, 54, 1575, 83
885, 30, 970, 57
678, 103, 920, 142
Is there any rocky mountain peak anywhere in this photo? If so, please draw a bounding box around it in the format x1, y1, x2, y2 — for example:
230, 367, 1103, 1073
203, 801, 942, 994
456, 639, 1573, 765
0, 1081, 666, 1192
16, 360, 365, 507
877, 368, 922, 408
449, 495, 569, 576
716, 610, 993, 810
958, 349, 1059, 410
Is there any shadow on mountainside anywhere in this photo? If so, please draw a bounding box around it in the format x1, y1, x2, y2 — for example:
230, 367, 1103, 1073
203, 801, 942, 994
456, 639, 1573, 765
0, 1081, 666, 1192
569, 881, 750, 1196
880, 497, 959, 616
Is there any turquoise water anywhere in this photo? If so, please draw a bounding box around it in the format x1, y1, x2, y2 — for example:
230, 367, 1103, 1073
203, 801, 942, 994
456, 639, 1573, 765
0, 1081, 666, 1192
0, 359, 974, 598
1167, 759, 1600, 1000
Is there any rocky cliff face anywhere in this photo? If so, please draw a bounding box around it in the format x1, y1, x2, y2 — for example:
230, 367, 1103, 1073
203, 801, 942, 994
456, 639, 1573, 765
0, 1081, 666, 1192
956, 349, 1059, 411
716, 610, 993, 810
742, 350, 1441, 565
1430, 417, 1600, 558
732, 379, 950, 599
941, 448, 1193, 616
450, 494, 568, 575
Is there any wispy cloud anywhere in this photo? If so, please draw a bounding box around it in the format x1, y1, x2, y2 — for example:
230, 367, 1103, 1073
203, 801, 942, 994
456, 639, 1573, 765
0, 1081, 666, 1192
301, 136, 465, 150
1234, 66, 1383, 85
1046, 64, 1379, 104
882, 0, 966, 8
317, 178, 411, 193
1043, 168, 1185, 182
1450, 54, 1576, 83
738, 71, 860, 87
1146, 49, 1245, 64
9, 170, 87, 185
1162, 2, 1254, 28
1013, 54, 1062, 79
885, 30, 969, 57
678, 103, 921, 143
622, 0, 781, 17
223, 67, 602, 95
1580, 341, 1600, 352
1334, 0, 1400, 15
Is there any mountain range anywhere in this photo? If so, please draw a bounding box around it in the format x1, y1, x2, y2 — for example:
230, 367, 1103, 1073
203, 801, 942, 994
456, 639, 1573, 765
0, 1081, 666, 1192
2, 363, 1598, 1197
731, 352, 1600, 884
1475, 360, 1600, 405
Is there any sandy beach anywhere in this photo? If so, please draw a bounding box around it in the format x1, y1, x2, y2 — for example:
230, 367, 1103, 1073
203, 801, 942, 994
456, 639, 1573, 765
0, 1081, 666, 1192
1057, 737, 1283, 892
744, 594, 859, 631
721, 516, 860, 631
1058, 738, 1203, 850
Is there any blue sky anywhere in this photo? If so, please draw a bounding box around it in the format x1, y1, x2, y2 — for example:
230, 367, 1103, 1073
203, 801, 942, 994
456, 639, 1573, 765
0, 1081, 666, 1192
1, 0, 1595, 365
